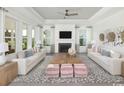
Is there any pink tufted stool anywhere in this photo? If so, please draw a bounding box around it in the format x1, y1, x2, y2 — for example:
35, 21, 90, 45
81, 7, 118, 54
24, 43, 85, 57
46, 64, 60, 78
61, 64, 73, 78
74, 64, 88, 77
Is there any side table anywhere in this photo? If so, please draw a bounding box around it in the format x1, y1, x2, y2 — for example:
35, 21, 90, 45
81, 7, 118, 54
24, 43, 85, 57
0, 62, 18, 86
121, 62, 124, 77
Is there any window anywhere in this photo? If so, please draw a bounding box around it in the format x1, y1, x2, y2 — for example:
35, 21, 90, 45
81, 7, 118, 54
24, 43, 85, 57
22, 24, 28, 50
5, 16, 16, 54
43, 30, 51, 46
5, 30, 16, 54
32, 29, 35, 47
79, 31, 86, 46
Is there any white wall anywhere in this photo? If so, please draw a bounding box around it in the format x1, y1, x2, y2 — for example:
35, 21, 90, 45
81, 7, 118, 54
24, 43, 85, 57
5, 7, 45, 25
34, 26, 42, 45
15, 21, 23, 52
90, 8, 124, 56
45, 19, 89, 26
27, 25, 32, 49
91, 8, 124, 43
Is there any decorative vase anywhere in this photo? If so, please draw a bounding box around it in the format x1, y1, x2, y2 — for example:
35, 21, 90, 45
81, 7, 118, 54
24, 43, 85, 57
68, 48, 76, 56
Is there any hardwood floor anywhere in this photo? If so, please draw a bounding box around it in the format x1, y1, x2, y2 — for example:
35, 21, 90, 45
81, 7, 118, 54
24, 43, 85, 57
50, 53, 82, 64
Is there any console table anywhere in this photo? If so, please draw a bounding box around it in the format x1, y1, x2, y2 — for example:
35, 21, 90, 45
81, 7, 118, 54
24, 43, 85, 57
0, 62, 18, 86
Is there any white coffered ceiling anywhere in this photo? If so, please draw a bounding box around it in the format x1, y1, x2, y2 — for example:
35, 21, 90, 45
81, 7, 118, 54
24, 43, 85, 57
33, 7, 102, 19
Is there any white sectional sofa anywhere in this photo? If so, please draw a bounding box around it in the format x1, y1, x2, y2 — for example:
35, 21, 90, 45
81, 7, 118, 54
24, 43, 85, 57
87, 49, 124, 75
6, 48, 46, 75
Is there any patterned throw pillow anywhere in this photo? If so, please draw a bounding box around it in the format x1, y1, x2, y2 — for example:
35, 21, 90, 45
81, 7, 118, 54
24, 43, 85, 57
101, 49, 111, 57
17, 51, 25, 58
97, 46, 101, 53
25, 50, 34, 58
33, 47, 37, 53
33, 47, 41, 53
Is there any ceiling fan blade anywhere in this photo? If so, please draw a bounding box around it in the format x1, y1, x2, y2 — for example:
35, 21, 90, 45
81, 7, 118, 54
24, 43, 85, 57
67, 13, 78, 16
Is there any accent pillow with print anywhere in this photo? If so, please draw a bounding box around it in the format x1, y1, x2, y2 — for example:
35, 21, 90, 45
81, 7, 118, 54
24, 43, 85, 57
92, 44, 98, 52
25, 50, 34, 58
101, 49, 111, 57
17, 51, 25, 58
97, 46, 102, 53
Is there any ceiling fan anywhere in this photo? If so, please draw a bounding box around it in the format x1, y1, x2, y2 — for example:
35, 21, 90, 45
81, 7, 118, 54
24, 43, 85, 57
58, 9, 78, 19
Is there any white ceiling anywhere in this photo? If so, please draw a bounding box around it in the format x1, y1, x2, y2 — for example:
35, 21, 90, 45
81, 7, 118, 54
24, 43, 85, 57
33, 7, 102, 19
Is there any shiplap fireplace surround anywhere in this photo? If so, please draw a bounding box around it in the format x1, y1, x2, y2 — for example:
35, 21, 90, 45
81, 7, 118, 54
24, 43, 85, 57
54, 24, 76, 53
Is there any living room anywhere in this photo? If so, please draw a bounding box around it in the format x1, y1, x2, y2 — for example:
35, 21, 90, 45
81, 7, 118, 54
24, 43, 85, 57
1, 6, 124, 87
2, 0, 124, 92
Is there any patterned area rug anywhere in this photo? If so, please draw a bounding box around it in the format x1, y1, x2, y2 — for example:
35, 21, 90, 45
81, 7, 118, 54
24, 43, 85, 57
9, 54, 124, 86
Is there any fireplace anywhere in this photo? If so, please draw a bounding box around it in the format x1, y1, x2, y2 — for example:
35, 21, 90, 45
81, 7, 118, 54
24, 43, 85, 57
59, 43, 71, 53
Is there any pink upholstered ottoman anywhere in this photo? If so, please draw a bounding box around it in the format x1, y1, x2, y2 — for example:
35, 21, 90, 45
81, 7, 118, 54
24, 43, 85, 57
61, 64, 73, 78
46, 64, 60, 78
74, 64, 88, 77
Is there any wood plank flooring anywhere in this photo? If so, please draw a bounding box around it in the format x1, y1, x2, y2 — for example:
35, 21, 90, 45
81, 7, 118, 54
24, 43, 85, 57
50, 53, 82, 64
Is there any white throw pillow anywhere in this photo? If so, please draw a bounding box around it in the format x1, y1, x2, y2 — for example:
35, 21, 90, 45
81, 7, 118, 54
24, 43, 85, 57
110, 50, 121, 58
92, 45, 97, 52
17, 51, 25, 58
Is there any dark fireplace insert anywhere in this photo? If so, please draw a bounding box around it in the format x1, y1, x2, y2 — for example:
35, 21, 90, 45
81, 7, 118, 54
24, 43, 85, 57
59, 43, 71, 52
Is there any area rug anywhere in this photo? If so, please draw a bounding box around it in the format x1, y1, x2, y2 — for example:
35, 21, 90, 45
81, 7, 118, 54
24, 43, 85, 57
9, 54, 124, 86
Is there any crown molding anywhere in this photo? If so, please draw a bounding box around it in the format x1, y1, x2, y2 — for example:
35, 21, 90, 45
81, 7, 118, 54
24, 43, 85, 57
89, 7, 124, 25
5, 7, 45, 25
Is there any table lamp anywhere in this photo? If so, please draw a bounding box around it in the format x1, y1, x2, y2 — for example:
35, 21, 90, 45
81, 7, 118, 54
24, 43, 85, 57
0, 43, 9, 65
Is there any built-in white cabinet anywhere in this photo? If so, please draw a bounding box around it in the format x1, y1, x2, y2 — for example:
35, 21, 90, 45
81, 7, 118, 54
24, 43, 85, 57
79, 46, 87, 53
42, 25, 53, 53
44, 46, 51, 53
78, 27, 92, 53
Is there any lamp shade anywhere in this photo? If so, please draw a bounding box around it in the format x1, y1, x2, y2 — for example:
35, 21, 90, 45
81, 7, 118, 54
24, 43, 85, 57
0, 43, 9, 52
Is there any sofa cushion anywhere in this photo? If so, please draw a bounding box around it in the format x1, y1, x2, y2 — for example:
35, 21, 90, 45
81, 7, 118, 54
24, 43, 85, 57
33, 47, 37, 53
99, 56, 111, 66
110, 50, 120, 58
33, 47, 41, 53
92, 46, 97, 52
90, 52, 101, 56
101, 49, 111, 57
